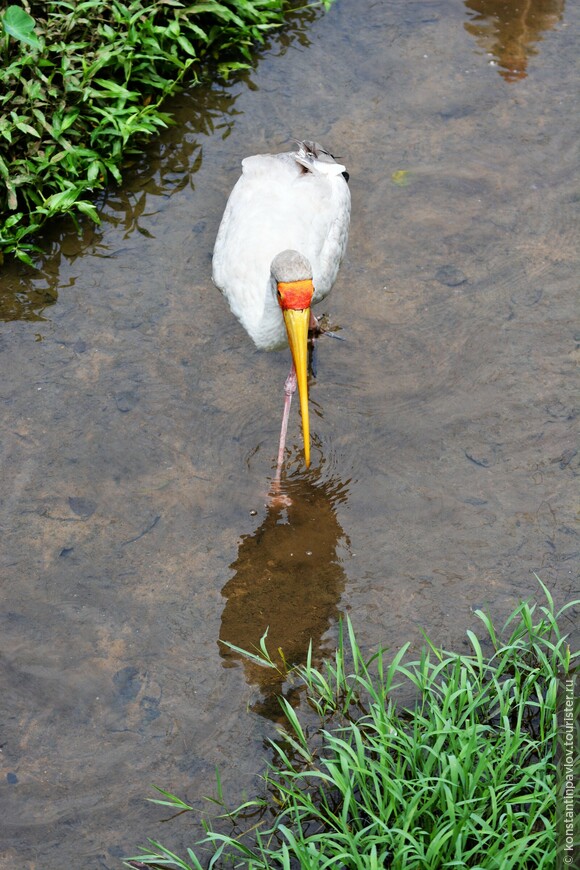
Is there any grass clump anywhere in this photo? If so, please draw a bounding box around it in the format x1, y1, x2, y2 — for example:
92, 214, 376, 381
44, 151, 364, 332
0, 0, 334, 265
129, 577, 578, 869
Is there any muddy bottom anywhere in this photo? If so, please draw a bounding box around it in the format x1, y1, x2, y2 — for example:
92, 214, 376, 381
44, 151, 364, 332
0, 0, 578, 867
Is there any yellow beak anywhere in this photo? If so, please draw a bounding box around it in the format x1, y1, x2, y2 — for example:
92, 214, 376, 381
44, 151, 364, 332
283, 307, 311, 468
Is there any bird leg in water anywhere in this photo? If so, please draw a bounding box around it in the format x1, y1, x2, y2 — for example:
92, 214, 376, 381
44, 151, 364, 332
274, 362, 297, 486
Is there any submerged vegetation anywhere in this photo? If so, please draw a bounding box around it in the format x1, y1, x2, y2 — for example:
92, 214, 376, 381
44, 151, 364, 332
0, 0, 334, 265
129, 578, 579, 869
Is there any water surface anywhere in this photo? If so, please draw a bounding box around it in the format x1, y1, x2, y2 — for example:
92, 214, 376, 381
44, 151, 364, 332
1, 0, 578, 866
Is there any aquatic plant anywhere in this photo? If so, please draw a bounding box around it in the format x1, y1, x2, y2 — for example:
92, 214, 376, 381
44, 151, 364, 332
0, 0, 335, 265
128, 577, 579, 868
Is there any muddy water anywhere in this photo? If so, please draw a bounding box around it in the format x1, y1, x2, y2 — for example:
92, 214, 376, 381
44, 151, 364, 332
1, 0, 578, 866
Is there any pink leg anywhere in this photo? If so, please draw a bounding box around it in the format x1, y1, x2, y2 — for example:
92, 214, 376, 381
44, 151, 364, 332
274, 362, 297, 485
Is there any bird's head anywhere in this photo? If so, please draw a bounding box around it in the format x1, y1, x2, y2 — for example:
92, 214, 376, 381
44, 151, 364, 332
271, 250, 314, 468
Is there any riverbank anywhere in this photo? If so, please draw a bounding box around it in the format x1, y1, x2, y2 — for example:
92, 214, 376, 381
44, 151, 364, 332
130, 580, 578, 869
0, 0, 333, 264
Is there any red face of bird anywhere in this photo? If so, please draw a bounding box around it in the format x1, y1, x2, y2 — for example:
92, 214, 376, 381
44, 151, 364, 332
276, 278, 314, 468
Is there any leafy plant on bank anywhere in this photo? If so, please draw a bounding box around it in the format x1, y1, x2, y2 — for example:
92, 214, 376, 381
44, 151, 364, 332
128, 577, 579, 869
0, 0, 334, 265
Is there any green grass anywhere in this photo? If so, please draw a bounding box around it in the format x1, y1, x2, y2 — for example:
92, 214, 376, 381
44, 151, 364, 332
128, 577, 579, 869
0, 0, 334, 265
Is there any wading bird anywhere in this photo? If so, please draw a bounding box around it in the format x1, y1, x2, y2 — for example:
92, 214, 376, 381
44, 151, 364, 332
212, 140, 350, 479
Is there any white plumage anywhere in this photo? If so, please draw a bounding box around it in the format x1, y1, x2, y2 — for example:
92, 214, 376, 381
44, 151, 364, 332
211, 140, 351, 473
212, 140, 350, 350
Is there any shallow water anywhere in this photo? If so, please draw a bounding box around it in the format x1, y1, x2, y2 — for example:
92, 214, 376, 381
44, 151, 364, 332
1, 0, 578, 866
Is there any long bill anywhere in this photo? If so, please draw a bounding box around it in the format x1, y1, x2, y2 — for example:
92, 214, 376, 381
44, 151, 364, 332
283, 307, 311, 468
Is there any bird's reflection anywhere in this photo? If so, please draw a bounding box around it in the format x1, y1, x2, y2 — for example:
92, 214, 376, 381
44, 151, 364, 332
464, 0, 564, 82
219, 468, 350, 722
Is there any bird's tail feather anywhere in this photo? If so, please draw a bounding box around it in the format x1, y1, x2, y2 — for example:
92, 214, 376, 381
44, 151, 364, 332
293, 139, 346, 177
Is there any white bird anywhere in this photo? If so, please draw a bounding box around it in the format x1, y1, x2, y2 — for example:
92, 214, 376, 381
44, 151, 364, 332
212, 139, 350, 477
